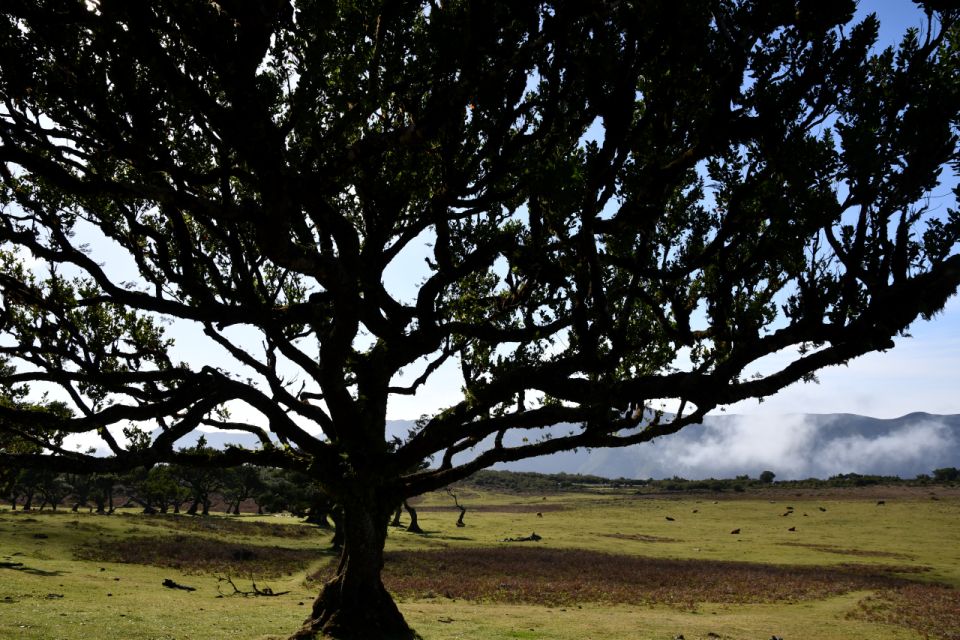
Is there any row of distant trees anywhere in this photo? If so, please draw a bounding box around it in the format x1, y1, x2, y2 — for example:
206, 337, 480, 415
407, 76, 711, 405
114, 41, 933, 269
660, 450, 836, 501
7, 462, 959, 515
3, 462, 331, 517
462, 468, 960, 493
1, 436, 337, 520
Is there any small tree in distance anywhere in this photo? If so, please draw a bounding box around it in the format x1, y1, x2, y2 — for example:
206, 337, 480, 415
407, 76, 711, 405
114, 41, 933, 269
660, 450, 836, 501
1, 1, 959, 638
759, 470, 777, 484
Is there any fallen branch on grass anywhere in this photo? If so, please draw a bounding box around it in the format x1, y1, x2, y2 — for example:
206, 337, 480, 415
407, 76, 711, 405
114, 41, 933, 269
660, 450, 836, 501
216, 574, 290, 597
502, 532, 542, 542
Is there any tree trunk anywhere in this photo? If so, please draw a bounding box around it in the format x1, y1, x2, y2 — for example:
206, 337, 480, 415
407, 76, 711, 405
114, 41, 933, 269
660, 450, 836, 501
330, 507, 344, 550
290, 491, 415, 640
403, 501, 422, 534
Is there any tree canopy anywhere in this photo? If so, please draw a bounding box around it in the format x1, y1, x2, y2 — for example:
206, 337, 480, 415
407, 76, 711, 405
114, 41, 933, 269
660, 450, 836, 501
1, 1, 959, 638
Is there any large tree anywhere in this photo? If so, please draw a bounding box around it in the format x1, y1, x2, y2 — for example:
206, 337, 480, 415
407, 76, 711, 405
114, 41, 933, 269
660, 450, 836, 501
1, 1, 959, 637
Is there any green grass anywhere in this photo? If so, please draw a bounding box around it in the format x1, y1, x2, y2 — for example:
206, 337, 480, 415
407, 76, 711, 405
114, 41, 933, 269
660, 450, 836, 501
1, 486, 958, 639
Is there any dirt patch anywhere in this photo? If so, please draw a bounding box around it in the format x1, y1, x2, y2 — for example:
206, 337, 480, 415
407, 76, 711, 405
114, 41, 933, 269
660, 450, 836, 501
601, 533, 679, 543
412, 503, 568, 514
75, 534, 325, 578
780, 542, 915, 560
309, 547, 926, 608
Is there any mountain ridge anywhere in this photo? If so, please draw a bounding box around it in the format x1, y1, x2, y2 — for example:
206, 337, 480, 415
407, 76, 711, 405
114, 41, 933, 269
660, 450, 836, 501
163, 412, 960, 481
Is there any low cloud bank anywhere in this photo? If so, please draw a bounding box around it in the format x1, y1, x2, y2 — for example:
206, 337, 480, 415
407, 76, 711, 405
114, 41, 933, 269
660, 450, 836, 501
657, 415, 955, 480
501, 413, 960, 480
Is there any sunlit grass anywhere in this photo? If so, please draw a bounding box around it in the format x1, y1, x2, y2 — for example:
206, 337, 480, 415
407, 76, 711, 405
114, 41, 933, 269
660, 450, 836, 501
1, 485, 958, 639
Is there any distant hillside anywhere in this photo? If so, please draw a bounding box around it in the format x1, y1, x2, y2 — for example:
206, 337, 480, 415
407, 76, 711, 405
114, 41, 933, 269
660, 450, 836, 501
164, 412, 960, 481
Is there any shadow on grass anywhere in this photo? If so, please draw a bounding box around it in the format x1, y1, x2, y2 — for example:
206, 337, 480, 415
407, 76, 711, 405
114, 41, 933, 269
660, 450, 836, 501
414, 532, 474, 542
1, 563, 65, 577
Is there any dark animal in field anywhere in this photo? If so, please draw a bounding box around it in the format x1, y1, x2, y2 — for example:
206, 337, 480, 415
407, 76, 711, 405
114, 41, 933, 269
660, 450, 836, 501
665, 516, 675, 521
730, 528, 740, 534
819, 507, 827, 512
536, 512, 543, 518
162, 578, 196, 592
788, 527, 796, 532
877, 500, 885, 505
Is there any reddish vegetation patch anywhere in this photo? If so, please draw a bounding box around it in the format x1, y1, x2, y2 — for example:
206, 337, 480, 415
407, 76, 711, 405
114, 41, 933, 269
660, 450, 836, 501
850, 583, 960, 640
75, 535, 322, 578
310, 547, 921, 608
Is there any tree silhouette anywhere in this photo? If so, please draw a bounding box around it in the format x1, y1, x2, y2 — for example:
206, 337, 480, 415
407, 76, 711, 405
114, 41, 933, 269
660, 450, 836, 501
2, 1, 959, 638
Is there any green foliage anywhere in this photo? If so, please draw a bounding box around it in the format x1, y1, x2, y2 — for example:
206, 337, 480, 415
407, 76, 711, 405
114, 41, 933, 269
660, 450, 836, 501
932, 467, 960, 483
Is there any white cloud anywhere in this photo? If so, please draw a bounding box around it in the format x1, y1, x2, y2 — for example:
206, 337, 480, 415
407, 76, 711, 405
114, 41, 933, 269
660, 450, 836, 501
810, 420, 954, 477
667, 414, 819, 478
626, 414, 959, 480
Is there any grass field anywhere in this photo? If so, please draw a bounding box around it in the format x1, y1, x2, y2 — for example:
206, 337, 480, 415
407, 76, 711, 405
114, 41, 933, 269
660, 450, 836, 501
1, 485, 958, 640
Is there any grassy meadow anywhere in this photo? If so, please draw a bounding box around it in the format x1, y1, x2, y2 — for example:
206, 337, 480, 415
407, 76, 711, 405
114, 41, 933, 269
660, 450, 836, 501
1, 484, 958, 640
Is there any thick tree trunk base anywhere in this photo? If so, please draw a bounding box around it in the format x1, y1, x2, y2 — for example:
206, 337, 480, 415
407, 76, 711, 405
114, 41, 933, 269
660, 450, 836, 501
289, 576, 417, 640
